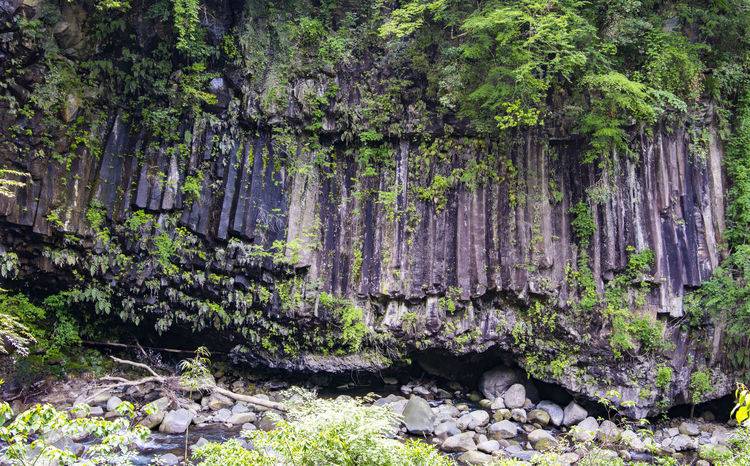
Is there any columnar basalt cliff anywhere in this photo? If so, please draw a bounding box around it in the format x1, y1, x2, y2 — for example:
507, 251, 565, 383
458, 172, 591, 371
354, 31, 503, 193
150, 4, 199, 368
0, 0, 738, 417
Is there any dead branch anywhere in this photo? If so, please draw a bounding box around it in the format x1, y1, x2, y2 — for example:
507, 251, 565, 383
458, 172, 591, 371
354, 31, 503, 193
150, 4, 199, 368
83, 340, 220, 355
111, 356, 162, 378
86, 356, 285, 412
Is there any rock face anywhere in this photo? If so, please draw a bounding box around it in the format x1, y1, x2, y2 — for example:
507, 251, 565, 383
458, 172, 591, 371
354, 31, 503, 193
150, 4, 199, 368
0, 0, 736, 417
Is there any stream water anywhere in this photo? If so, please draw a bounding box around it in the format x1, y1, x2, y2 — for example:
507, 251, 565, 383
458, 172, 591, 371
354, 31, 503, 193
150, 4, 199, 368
131, 425, 242, 465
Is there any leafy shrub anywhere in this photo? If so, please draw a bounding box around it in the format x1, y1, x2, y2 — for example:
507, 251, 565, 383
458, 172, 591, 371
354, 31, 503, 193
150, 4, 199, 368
690, 369, 712, 404
193, 389, 453, 466
655, 365, 673, 391
0, 400, 151, 464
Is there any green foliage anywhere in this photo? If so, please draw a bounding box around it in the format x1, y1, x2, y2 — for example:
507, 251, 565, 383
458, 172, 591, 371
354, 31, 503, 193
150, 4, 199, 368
193, 388, 453, 466
655, 365, 673, 391
569, 201, 596, 247
182, 171, 204, 204
0, 291, 106, 380
401, 311, 419, 334
641, 31, 704, 103
690, 369, 712, 405
173, 0, 208, 59
0, 170, 29, 198
581, 72, 658, 163
438, 286, 463, 314
0, 401, 151, 464
124, 209, 154, 233
179, 346, 213, 391
85, 200, 110, 243
457, 0, 594, 131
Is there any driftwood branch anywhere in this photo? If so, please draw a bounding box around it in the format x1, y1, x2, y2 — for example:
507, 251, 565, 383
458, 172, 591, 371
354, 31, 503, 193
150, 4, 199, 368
82, 340, 217, 355
84, 356, 285, 412
110, 356, 163, 378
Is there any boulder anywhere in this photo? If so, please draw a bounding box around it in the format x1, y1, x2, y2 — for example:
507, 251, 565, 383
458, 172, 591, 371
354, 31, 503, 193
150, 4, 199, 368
671, 434, 697, 451
258, 412, 281, 431
442, 432, 477, 452
562, 401, 588, 426
621, 429, 645, 452
510, 408, 527, 423
159, 409, 193, 434
477, 439, 500, 453
537, 401, 564, 426
679, 421, 700, 437
402, 396, 435, 435
490, 398, 505, 410
106, 396, 123, 412
458, 450, 493, 464
527, 409, 550, 426
373, 393, 406, 406
502, 384, 526, 409
207, 393, 233, 411
479, 367, 520, 400
241, 423, 257, 432
493, 409, 511, 422
190, 437, 209, 452
231, 403, 250, 414
228, 412, 257, 425
572, 416, 599, 442
457, 410, 490, 430
213, 408, 231, 423
489, 420, 518, 439
596, 419, 622, 443
435, 421, 460, 440
527, 429, 557, 451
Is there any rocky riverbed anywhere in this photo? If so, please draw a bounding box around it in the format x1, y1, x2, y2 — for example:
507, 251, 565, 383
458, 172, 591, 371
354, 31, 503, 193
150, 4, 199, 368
3, 364, 739, 465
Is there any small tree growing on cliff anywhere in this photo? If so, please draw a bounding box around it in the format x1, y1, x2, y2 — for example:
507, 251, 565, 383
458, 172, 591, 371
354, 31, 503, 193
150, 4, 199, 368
178, 346, 213, 462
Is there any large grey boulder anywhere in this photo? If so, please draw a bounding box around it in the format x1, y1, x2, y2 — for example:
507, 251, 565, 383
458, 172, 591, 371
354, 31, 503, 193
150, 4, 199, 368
442, 432, 477, 452
157, 453, 180, 466
502, 384, 526, 409
402, 396, 435, 435
537, 401, 563, 426
489, 420, 518, 439
562, 401, 588, 426
679, 421, 700, 437
572, 416, 599, 442
479, 367, 520, 400
159, 409, 194, 434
